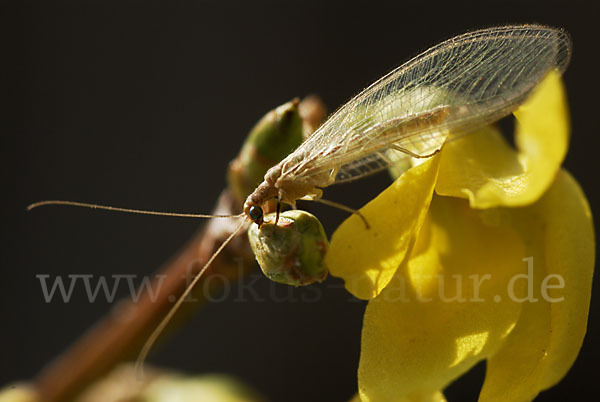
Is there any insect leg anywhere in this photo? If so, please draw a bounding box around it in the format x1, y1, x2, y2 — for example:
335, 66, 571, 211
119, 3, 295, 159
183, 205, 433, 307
391, 145, 440, 159
311, 198, 370, 229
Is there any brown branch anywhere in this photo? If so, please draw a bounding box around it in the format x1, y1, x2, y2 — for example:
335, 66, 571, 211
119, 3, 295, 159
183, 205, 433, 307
33, 189, 255, 402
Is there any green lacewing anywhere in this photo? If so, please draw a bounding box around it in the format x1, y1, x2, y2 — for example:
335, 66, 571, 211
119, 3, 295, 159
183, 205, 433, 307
243, 24, 570, 225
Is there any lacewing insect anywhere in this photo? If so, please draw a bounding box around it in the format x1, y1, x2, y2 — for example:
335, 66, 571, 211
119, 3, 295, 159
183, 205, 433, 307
28, 24, 571, 372
243, 24, 570, 226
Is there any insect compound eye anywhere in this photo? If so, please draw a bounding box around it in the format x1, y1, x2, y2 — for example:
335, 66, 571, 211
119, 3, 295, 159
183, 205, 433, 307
248, 206, 263, 222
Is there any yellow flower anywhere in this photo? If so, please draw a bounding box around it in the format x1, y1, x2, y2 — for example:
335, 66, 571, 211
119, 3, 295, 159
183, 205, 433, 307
325, 71, 595, 401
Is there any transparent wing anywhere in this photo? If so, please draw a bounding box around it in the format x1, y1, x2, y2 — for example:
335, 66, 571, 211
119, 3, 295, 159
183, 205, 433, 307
278, 25, 570, 185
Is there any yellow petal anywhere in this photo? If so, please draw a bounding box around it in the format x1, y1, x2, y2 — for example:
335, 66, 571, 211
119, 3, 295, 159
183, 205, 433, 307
401, 390, 447, 402
358, 195, 526, 401
352, 390, 446, 402
436, 71, 569, 208
479, 170, 595, 401
326, 155, 440, 299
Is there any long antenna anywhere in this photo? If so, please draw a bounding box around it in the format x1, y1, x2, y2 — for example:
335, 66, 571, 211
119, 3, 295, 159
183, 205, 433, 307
27, 200, 244, 219
135, 217, 247, 378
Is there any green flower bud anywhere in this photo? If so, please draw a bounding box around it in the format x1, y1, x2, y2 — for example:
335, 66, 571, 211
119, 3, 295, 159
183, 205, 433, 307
227, 100, 304, 204
227, 97, 326, 204
0, 385, 38, 402
247, 210, 328, 286
143, 374, 265, 402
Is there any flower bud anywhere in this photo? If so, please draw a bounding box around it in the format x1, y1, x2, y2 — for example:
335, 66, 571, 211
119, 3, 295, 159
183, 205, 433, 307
227, 100, 304, 204
0, 384, 38, 402
143, 373, 265, 402
247, 210, 328, 286
227, 97, 326, 204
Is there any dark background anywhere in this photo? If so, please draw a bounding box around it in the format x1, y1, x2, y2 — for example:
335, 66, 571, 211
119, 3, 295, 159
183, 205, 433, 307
9, 1, 599, 401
